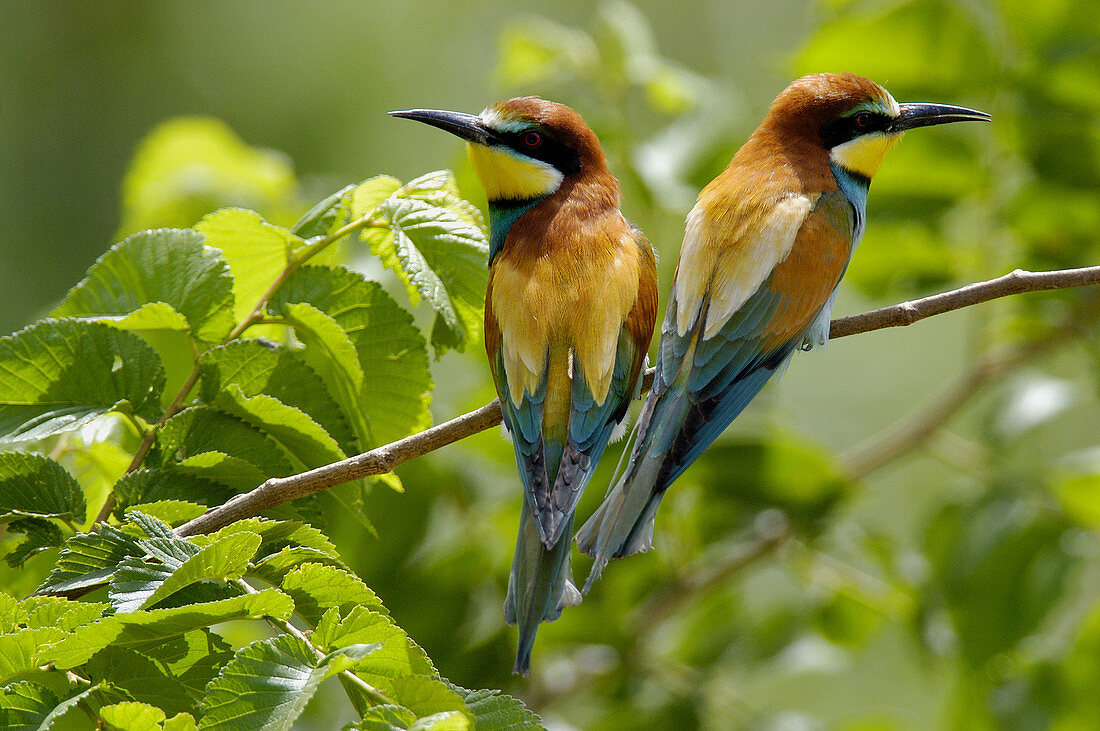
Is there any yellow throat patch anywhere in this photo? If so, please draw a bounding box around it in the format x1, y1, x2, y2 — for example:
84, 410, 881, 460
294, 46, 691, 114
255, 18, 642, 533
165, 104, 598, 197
830, 131, 901, 180
467, 143, 564, 201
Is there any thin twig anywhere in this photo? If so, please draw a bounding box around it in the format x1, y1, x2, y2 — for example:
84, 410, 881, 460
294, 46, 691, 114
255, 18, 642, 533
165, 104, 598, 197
177, 400, 503, 537
176, 266, 1100, 538
232, 579, 393, 706
828, 265, 1100, 339
840, 288, 1100, 479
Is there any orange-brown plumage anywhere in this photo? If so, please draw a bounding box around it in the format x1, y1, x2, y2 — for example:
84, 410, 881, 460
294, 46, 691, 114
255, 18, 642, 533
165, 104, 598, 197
578, 73, 989, 591
391, 96, 658, 675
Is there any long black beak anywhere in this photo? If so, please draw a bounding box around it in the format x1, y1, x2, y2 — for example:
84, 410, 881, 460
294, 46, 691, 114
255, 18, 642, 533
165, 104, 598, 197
890, 102, 991, 132
388, 108, 490, 145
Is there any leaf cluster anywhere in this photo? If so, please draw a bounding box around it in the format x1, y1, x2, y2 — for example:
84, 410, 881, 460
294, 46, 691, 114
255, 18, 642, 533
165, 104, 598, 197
0, 119, 541, 728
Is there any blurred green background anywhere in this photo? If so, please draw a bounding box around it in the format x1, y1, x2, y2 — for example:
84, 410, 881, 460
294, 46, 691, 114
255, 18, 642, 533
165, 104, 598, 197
4, 0, 1100, 728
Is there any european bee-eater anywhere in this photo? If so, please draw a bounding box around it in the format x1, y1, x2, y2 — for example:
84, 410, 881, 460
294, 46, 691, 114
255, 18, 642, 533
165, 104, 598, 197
577, 73, 989, 589
391, 98, 658, 674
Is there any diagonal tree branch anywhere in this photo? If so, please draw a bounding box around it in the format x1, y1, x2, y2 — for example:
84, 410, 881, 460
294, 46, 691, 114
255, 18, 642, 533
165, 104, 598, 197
176, 265, 1100, 538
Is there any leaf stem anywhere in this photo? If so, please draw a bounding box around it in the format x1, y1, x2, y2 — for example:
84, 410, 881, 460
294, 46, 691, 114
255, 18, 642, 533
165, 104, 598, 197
231, 579, 394, 708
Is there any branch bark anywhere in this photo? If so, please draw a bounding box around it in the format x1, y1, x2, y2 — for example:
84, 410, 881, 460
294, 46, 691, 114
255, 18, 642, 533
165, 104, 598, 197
176, 265, 1100, 538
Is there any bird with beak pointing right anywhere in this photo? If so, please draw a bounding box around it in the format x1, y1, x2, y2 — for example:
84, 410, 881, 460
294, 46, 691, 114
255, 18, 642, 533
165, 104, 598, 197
578, 73, 990, 590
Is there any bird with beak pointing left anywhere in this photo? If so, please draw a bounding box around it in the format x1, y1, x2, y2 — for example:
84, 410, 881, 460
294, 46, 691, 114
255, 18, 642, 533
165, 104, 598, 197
391, 98, 658, 675
577, 73, 990, 590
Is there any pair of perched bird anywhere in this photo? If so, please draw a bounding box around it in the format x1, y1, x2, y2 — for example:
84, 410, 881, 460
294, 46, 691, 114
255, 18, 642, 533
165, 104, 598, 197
392, 73, 988, 675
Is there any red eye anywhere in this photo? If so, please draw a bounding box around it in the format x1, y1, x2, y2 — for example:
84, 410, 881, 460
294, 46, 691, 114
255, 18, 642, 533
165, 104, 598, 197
523, 131, 542, 147
854, 112, 873, 129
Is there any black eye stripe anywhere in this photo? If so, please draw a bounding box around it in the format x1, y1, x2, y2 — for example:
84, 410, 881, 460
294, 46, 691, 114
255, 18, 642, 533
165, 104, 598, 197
821, 110, 890, 149
497, 128, 582, 176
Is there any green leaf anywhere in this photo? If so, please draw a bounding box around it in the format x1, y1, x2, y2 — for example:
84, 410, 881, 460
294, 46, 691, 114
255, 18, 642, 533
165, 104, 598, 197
0, 680, 59, 731
196, 517, 337, 561
395, 171, 485, 231
54, 228, 236, 343
126, 500, 208, 527
18, 595, 108, 632
157, 406, 293, 479
0, 319, 165, 444
350, 704, 417, 730
96, 303, 202, 410
497, 18, 596, 87
113, 470, 233, 518
448, 685, 544, 731
251, 547, 350, 587
38, 523, 146, 594
0, 593, 22, 632
99, 701, 167, 731
270, 266, 432, 450
350, 176, 403, 221
409, 712, 471, 731
109, 531, 261, 613
210, 386, 345, 471
55, 427, 135, 525
198, 634, 372, 730
132, 629, 233, 701
164, 713, 199, 731
4, 517, 64, 568
171, 453, 270, 494
312, 606, 433, 683
43, 589, 294, 669
386, 676, 472, 727
87, 648, 192, 717
26, 682, 104, 731
198, 340, 356, 455
293, 183, 357, 239
926, 495, 1076, 667
0, 452, 86, 523
280, 562, 385, 625
195, 208, 301, 330
0, 627, 67, 682
120, 117, 297, 236
365, 172, 489, 356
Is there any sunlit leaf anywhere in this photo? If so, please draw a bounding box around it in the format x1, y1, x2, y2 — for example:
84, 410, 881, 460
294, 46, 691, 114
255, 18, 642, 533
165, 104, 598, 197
497, 18, 596, 87
54, 228, 235, 343
0, 320, 165, 444
0, 627, 66, 682
42, 589, 294, 669
280, 562, 386, 625
364, 172, 488, 356
269, 266, 432, 451
312, 605, 434, 683
195, 208, 302, 332
449, 685, 544, 731
198, 634, 376, 730
18, 595, 107, 632
120, 117, 297, 235
199, 339, 357, 455
109, 531, 261, 613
